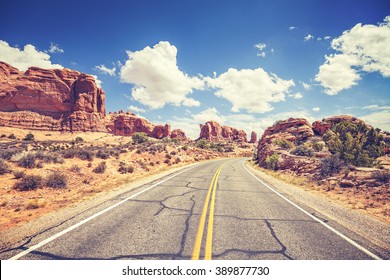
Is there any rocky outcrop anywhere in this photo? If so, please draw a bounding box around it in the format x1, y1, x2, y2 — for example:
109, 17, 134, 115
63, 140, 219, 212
249, 131, 257, 143
312, 121, 331, 136
198, 121, 247, 142
106, 111, 171, 139
170, 129, 189, 141
312, 115, 370, 136
0, 61, 106, 132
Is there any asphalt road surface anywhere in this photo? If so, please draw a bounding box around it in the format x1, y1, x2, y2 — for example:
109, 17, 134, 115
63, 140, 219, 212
2, 158, 387, 260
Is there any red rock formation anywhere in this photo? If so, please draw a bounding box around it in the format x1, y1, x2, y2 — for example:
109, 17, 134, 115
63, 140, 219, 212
0, 61, 106, 132
249, 131, 257, 143
260, 118, 314, 146
107, 111, 171, 139
198, 121, 247, 142
312, 115, 371, 136
170, 129, 189, 141
312, 121, 331, 136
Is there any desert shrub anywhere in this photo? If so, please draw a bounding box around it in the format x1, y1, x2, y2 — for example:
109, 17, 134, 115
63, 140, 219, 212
265, 153, 279, 170
320, 155, 343, 177
196, 139, 210, 149
291, 145, 314, 157
18, 154, 37, 168
175, 157, 181, 164
8, 134, 16, 139
372, 170, 390, 183
165, 153, 172, 159
96, 150, 110, 159
13, 170, 26, 179
93, 162, 106, 173
74, 137, 84, 143
312, 141, 325, 152
70, 165, 81, 173
273, 139, 294, 149
63, 149, 77, 158
162, 137, 172, 143
182, 145, 188, 151
170, 151, 177, 155
77, 149, 94, 161
14, 175, 43, 191
164, 159, 170, 164
46, 172, 67, 188
0, 148, 22, 160
118, 164, 134, 174
224, 146, 235, 152
0, 159, 11, 175
23, 133, 35, 141
0, 134, 6, 138
132, 132, 149, 144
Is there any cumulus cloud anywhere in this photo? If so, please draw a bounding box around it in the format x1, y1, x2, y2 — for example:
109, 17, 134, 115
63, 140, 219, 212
324, 36, 331, 40
292, 92, 303, 99
94, 64, 116, 76
359, 109, 390, 132
315, 16, 390, 95
120, 41, 204, 109
254, 43, 267, 57
304, 34, 314, 41
312, 107, 320, 112
128, 105, 146, 113
300, 81, 311, 90
206, 68, 295, 113
91, 75, 102, 88
289, 26, 296, 30
0, 40, 63, 71
48, 43, 64, 54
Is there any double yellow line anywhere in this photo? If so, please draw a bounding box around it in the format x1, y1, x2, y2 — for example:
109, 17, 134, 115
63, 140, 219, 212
192, 162, 226, 260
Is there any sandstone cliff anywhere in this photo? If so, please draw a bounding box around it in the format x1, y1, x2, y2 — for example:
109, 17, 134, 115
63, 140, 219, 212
198, 121, 247, 142
0, 61, 106, 132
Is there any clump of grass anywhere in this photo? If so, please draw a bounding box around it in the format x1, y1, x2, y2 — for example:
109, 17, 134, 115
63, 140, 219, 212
372, 170, 390, 183
70, 165, 81, 173
118, 163, 134, 174
93, 162, 106, 174
18, 153, 37, 168
0, 148, 23, 160
13, 170, 26, 179
46, 172, 67, 188
14, 175, 43, 191
0, 159, 11, 175
26, 199, 46, 210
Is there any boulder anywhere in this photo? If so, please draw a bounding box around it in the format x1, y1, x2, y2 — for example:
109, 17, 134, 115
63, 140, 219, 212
170, 129, 190, 141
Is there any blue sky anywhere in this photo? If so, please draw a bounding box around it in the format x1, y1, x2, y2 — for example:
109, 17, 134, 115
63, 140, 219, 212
1, 0, 389, 139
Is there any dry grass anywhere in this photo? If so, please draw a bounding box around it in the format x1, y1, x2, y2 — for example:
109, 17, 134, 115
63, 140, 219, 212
250, 161, 390, 223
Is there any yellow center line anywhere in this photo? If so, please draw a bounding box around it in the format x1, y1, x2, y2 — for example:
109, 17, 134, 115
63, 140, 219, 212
192, 162, 226, 260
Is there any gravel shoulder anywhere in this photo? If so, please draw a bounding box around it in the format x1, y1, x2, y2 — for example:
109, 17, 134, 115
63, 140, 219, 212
245, 160, 390, 258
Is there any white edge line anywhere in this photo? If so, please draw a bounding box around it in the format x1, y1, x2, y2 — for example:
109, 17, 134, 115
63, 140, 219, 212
10, 163, 201, 260
242, 160, 382, 260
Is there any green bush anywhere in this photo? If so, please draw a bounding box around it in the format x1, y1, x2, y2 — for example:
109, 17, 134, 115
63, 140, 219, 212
13, 170, 26, 179
320, 155, 343, 177
195, 139, 210, 149
291, 145, 314, 157
76, 150, 94, 161
132, 132, 149, 144
118, 164, 134, 174
273, 139, 294, 149
265, 153, 279, 170
8, 134, 16, 139
0, 159, 11, 175
46, 172, 67, 188
93, 162, 106, 173
14, 175, 43, 191
312, 141, 325, 152
23, 133, 35, 141
0, 148, 22, 160
96, 150, 110, 159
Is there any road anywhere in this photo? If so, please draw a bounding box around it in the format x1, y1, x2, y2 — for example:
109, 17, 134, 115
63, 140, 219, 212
2, 158, 387, 260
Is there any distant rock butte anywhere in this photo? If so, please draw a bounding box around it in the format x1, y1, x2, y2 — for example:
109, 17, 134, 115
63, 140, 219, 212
249, 131, 257, 143
198, 121, 248, 142
0, 61, 106, 132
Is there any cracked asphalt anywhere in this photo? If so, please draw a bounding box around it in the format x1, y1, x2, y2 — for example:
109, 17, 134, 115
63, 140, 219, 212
0, 158, 387, 260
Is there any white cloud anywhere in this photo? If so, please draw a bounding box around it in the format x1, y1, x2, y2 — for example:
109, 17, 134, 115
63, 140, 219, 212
91, 74, 102, 88
300, 81, 311, 90
289, 26, 296, 30
324, 36, 331, 40
206, 68, 295, 113
0, 40, 63, 71
304, 34, 314, 41
254, 43, 266, 57
120, 41, 204, 109
292, 92, 303, 99
47, 43, 64, 54
317, 37, 322, 41
193, 107, 225, 124
359, 109, 390, 131
94, 64, 116, 76
312, 107, 320, 112
128, 105, 146, 113
315, 16, 390, 95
